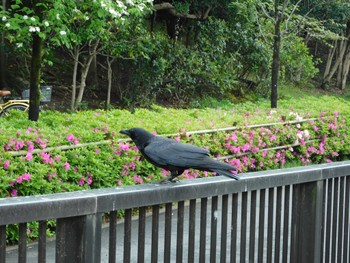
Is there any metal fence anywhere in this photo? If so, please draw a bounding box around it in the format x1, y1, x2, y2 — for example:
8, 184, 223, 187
1, 161, 350, 263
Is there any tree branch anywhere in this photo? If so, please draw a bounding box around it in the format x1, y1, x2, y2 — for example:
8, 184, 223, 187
153, 2, 212, 20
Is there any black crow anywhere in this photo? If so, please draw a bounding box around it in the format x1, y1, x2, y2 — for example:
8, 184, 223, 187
120, 128, 240, 183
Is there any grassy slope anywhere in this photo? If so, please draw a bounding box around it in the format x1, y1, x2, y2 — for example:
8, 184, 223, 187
0, 86, 349, 147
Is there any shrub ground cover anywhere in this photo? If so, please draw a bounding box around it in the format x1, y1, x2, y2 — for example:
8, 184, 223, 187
1, 95, 350, 198
1, 94, 350, 243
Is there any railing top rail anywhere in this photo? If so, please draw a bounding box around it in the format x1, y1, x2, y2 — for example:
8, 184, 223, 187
1, 161, 350, 226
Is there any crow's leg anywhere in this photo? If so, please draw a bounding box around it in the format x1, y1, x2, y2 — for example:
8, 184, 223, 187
153, 170, 182, 184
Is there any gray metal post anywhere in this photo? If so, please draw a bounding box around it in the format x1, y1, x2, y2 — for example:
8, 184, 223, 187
291, 180, 324, 263
56, 213, 102, 263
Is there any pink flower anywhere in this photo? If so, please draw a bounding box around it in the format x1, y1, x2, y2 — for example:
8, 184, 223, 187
78, 177, 85, 186
4, 160, 10, 170
25, 152, 33, 161
129, 162, 136, 170
243, 143, 250, 152
133, 175, 143, 184
161, 169, 169, 177
41, 152, 52, 163
14, 141, 25, 151
87, 176, 93, 185
67, 134, 79, 144
16, 176, 23, 184
21, 173, 31, 182
11, 189, 18, 197
63, 162, 70, 170
94, 148, 100, 154
27, 141, 34, 152
118, 180, 122, 186
119, 143, 130, 151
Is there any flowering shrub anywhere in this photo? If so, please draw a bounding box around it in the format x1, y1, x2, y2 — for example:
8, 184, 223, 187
1, 96, 350, 244
0, 110, 349, 199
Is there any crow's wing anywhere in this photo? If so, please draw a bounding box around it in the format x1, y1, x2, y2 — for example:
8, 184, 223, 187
143, 138, 210, 168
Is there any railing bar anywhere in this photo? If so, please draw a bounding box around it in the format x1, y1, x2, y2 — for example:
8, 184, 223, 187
338, 177, 345, 263
249, 191, 257, 263
199, 198, 208, 263
325, 178, 333, 262
151, 205, 159, 263
138, 207, 146, 263
0, 225, 6, 263
38, 220, 47, 263
240, 192, 248, 263
266, 188, 274, 263
210, 196, 218, 263
343, 177, 350, 263
18, 222, 27, 263
282, 185, 290, 263
176, 201, 185, 263
257, 189, 266, 263
164, 203, 172, 263
320, 180, 327, 263
275, 187, 282, 263
230, 193, 239, 263
124, 209, 132, 263
220, 194, 229, 263
109, 211, 117, 263
188, 199, 196, 263
331, 178, 339, 263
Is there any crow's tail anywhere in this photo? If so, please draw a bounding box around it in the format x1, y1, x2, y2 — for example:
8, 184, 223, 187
212, 169, 240, 180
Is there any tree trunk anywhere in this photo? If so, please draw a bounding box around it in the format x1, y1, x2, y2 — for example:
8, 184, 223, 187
0, 0, 8, 88
323, 40, 336, 79
323, 21, 350, 85
28, 32, 43, 121
340, 46, 350, 90
270, 8, 281, 108
71, 47, 80, 111
106, 56, 115, 110
74, 40, 99, 110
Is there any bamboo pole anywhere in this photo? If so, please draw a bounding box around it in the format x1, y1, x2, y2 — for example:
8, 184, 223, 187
6, 118, 321, 157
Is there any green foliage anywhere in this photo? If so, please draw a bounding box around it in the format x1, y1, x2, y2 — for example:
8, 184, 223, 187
1, 94, 350, 243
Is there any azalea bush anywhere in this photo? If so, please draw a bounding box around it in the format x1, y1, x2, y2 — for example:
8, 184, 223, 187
0, 109, 349, 198
1, 95, 350, 244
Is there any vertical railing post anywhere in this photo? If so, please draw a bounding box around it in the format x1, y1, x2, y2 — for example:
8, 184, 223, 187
56, 213, 102, 263
291, 180, 324, 263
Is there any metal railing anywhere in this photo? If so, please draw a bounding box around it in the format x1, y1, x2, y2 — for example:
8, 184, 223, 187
1, 161, 350, 263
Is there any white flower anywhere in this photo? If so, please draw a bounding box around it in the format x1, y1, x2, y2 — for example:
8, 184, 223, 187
44, 21, 49, 27
16, 43, 23, 48
23, 15, 28, 20
5, 23, 10, 28
2, 16, 6, 21
303, 130, 310, 137
30, 17, 35, 21
56, 14, 60, 20
29, 26, 36, 32
295, 115, 303, 122
101, 1, 106, 7
35, 27, 40, 32
125, 0, 134, 6
59, 30, 67, 35
85, 16, 89, 21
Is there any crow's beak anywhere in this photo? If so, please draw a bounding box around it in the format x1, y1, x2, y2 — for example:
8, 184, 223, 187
119, 129, 130, 136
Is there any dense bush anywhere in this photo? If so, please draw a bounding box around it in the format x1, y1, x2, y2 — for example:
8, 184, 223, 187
1, 95, 350, 198
1, 95, 350, 243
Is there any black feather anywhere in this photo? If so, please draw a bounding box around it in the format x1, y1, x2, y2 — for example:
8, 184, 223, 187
120, 128, 240, 183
